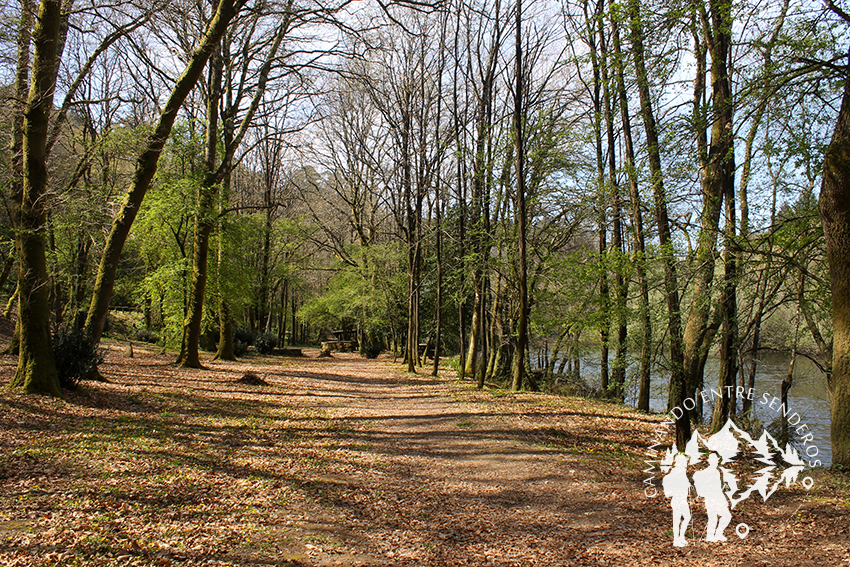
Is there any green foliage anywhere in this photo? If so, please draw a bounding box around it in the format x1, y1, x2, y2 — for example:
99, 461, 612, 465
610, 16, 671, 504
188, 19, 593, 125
41, 118, 153, 330
120, 125, 205, 349
530, 241, 599, 339
214, 213, 265, 317
139, 259, 191, 349
297, 243, 405, 340
52, 328, 104, 389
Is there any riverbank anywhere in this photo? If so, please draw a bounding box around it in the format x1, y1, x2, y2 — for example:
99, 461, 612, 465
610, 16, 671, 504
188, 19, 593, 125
0, 342, 847, 566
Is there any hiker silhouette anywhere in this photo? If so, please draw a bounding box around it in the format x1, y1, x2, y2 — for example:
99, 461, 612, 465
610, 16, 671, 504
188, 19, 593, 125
692, 452, 732, 542
662, 453, 691, 547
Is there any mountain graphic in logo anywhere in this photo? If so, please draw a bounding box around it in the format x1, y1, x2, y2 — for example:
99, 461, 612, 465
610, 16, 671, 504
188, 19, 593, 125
659, 419, 807, 547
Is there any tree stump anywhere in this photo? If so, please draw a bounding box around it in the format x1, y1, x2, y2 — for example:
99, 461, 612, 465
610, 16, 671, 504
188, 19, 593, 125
235, 372, 268, 386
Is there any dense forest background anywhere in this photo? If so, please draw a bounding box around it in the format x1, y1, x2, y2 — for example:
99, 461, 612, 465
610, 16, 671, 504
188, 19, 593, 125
2, 0, 850, 464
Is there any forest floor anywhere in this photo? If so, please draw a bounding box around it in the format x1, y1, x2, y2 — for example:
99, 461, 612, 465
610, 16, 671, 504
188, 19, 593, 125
0, 341, 848, 567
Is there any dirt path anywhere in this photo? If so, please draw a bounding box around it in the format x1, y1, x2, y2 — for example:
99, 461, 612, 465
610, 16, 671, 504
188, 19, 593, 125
1, 345, 848, 566
280, 355, 619, 565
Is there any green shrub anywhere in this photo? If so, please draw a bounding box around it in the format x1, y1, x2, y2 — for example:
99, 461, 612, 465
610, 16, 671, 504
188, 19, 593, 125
361, 338, 384, 359
132, 328, 159, 344
255, 333, 278, 354
53, 328, 104, 389
234, 328, 255, 346
233, 339, 248, 357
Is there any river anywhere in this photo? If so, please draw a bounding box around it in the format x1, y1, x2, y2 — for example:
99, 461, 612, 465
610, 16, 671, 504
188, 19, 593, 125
553, 350, 832, 466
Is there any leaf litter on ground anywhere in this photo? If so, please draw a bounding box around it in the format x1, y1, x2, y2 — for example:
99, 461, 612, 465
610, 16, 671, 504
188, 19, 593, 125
0, 340, 847, 566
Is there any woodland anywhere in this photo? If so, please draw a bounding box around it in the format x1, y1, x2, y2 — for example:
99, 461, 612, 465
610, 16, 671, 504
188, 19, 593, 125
2, 0, 850, 480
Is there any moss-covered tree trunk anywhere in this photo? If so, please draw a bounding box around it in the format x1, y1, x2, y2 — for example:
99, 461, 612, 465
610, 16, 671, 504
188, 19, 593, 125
820, 71, 850, 469
10, 0, 63, 396
214, 39, 237, 363
681, 5, 723, 415
84, 0, 243, 345
215, 298, 235, 360
177, 45, 223, 368
178, 215, 215, 367
4, 0, 33, 358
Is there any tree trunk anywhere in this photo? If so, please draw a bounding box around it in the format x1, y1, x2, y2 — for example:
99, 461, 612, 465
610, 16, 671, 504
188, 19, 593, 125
213, 35, 237, 363
10, 0, 63, 396
511, 0, 529, 392
432, 192, 443, 377
547, 325, 570, 381
258, 204, 272, 335
819, 68, 850, 469
683, 1, 736, 414
485, 278, 502, 381
778, 272, 803, 447
431, 12, 448, 377
279, 280, 288, 347
0, 255, 15, 296
743, 267, 770, 416
710, 186, 740, 431
71, 235, 91, 329
452, 8, 467, 381
84, 0, 243, 345
587, 11, 610, 396
466, 287, 486, 385
457, 183, 467, 380
399, 89, 420, 374
628, 0, 690, 448
598, 12, 627, 401
611, 2, 651, 410
466, 15, 501, 387
291, 293, 297, 344
214, 210, 235, 361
